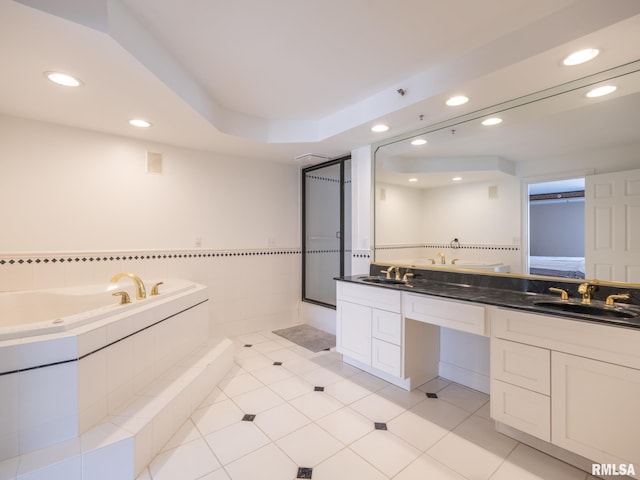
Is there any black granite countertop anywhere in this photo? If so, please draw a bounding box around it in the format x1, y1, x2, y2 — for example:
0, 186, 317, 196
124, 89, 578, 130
337, 267, 640, 330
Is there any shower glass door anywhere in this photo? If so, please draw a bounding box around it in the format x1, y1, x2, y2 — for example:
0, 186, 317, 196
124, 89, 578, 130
302, 157, 351, 307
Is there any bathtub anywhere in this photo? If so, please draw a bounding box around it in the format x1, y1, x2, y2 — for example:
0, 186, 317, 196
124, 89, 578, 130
0, 277, 215, 466
0, 278, 195, 341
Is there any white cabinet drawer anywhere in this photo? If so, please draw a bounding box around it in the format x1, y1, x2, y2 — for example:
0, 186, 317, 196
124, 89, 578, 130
371, 338, 402, 377
372, 309, 402, 345
337, 281, 401, 313
491, 379, 550, 442
403, 293, 487, 336
491, 338, 550, 395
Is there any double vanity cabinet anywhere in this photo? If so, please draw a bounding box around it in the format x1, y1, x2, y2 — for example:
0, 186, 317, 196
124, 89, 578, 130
336, 276, 640, 477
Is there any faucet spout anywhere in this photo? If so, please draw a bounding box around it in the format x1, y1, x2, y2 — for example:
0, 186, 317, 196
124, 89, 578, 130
438, 252, 446, 264
111, 272, 146, 300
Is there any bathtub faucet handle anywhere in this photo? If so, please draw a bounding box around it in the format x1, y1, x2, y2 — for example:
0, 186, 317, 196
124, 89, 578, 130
112, 291, 131, 305
150, 282, 164, 296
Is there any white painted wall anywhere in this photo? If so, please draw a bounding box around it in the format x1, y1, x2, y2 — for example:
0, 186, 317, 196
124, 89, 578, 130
0, 114, 301, 336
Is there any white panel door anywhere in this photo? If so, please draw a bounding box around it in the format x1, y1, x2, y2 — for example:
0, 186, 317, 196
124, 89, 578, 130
585, 168, 640, 282
336, 301, 372, 365
551, 351, 640, 473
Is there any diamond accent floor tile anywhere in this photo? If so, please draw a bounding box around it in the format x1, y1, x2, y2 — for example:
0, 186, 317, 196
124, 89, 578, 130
142, 330, 596, 480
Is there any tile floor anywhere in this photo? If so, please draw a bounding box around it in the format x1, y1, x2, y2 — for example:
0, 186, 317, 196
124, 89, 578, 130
136, 331, 597, 480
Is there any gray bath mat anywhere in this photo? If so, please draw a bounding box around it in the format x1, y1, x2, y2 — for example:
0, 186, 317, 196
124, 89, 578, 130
272, 324, 336, 353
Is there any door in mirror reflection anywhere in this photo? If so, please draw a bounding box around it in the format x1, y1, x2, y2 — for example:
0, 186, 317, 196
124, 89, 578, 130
528, 178, 586, 279
302, 157, 351, 307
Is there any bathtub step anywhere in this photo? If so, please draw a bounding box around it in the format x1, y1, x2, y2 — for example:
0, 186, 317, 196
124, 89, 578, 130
2, 338, 234, 480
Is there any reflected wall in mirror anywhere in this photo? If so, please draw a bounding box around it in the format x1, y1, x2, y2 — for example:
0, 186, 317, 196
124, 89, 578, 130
373, 61, 640, 283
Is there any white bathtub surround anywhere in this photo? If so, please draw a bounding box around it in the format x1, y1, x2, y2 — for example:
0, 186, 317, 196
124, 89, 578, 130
0, 280, 235, 479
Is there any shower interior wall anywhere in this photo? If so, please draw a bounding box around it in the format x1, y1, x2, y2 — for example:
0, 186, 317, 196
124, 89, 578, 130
0, 115, 301, 336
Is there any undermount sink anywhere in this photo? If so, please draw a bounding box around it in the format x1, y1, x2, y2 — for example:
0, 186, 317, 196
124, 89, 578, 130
360, 276, 406, 285
533, 301, 638, 319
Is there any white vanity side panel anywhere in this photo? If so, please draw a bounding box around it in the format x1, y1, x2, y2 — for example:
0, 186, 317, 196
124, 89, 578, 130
552, 351, 640, 472
403, 293, 487, 336
491, 338, 550, 395
336, 281, 401, 313
490, 307, 640, 370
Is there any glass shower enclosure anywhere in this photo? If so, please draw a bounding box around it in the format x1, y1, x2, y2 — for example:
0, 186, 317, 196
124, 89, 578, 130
302, 157, 351, 307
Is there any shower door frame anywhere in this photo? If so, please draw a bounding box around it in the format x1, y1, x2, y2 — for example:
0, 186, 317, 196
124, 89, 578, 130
301, 155, 351, 309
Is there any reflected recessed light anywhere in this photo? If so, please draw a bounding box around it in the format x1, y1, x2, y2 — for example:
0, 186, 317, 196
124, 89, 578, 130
129, 119, 152, 128
446, 95, 469, 107
481, 117, 502, 126
586, 85, 616, 98
452, 177, 463, 181
45, 71, 82, 87
408, 178, 418, 182
411, 138, 427, 146
563, 48, 600, 66
371, 124, 390, 133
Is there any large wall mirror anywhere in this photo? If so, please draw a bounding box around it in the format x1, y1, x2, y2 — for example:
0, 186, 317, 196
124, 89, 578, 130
373, 60, 640, 284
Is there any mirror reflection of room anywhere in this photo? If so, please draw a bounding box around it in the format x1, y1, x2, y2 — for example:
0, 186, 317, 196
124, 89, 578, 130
528, 178, 585, 278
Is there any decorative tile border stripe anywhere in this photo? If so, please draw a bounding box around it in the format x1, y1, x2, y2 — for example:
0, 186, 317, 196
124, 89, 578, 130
306, 174, 352, 184
375, 243, 520, 252
0, 248, 302, 266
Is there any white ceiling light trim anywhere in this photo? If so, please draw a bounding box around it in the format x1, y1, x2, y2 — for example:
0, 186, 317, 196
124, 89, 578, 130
586, 85, 617, 97
371, 124, 390, 133
563, 48, 600, 66
45, 71, 82, 87
446, 95, 469, 106
481, 117, 503, 126
129, 118, 152, 127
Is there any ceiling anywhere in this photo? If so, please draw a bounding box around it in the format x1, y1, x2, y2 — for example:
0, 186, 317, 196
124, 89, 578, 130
2, 0, 640, 163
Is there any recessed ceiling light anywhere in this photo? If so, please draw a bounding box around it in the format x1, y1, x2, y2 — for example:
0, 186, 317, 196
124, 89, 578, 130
371, 124, 390, 133
129, 119, 152, 128
446, 95, 469, 107
45, 71, 82, 87
411, 138, 427, 146
481, 117, 503, 126
586, 85, 616, 98
408, 178, 418, 182
452, 177, 463, 181
563, 48, 600, 66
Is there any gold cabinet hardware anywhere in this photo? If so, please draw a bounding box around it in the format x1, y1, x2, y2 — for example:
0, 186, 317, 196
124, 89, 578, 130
549, 287, 569, 301
150, 281, 164, 296
112, 291, 131, 305
605, 293, 630, 306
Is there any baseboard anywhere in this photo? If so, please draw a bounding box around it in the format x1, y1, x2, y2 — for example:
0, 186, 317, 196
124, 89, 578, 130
439, 361, 490, 394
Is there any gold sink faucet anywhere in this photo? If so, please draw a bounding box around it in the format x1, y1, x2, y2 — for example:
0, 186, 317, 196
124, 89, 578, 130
577, 282, 597, 304
111, 272, 146, 300
438, 252, 446, 264
381, 266, 401, 280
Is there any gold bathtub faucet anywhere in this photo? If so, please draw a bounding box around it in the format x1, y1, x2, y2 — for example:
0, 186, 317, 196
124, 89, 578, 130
111, 272, 146, 300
